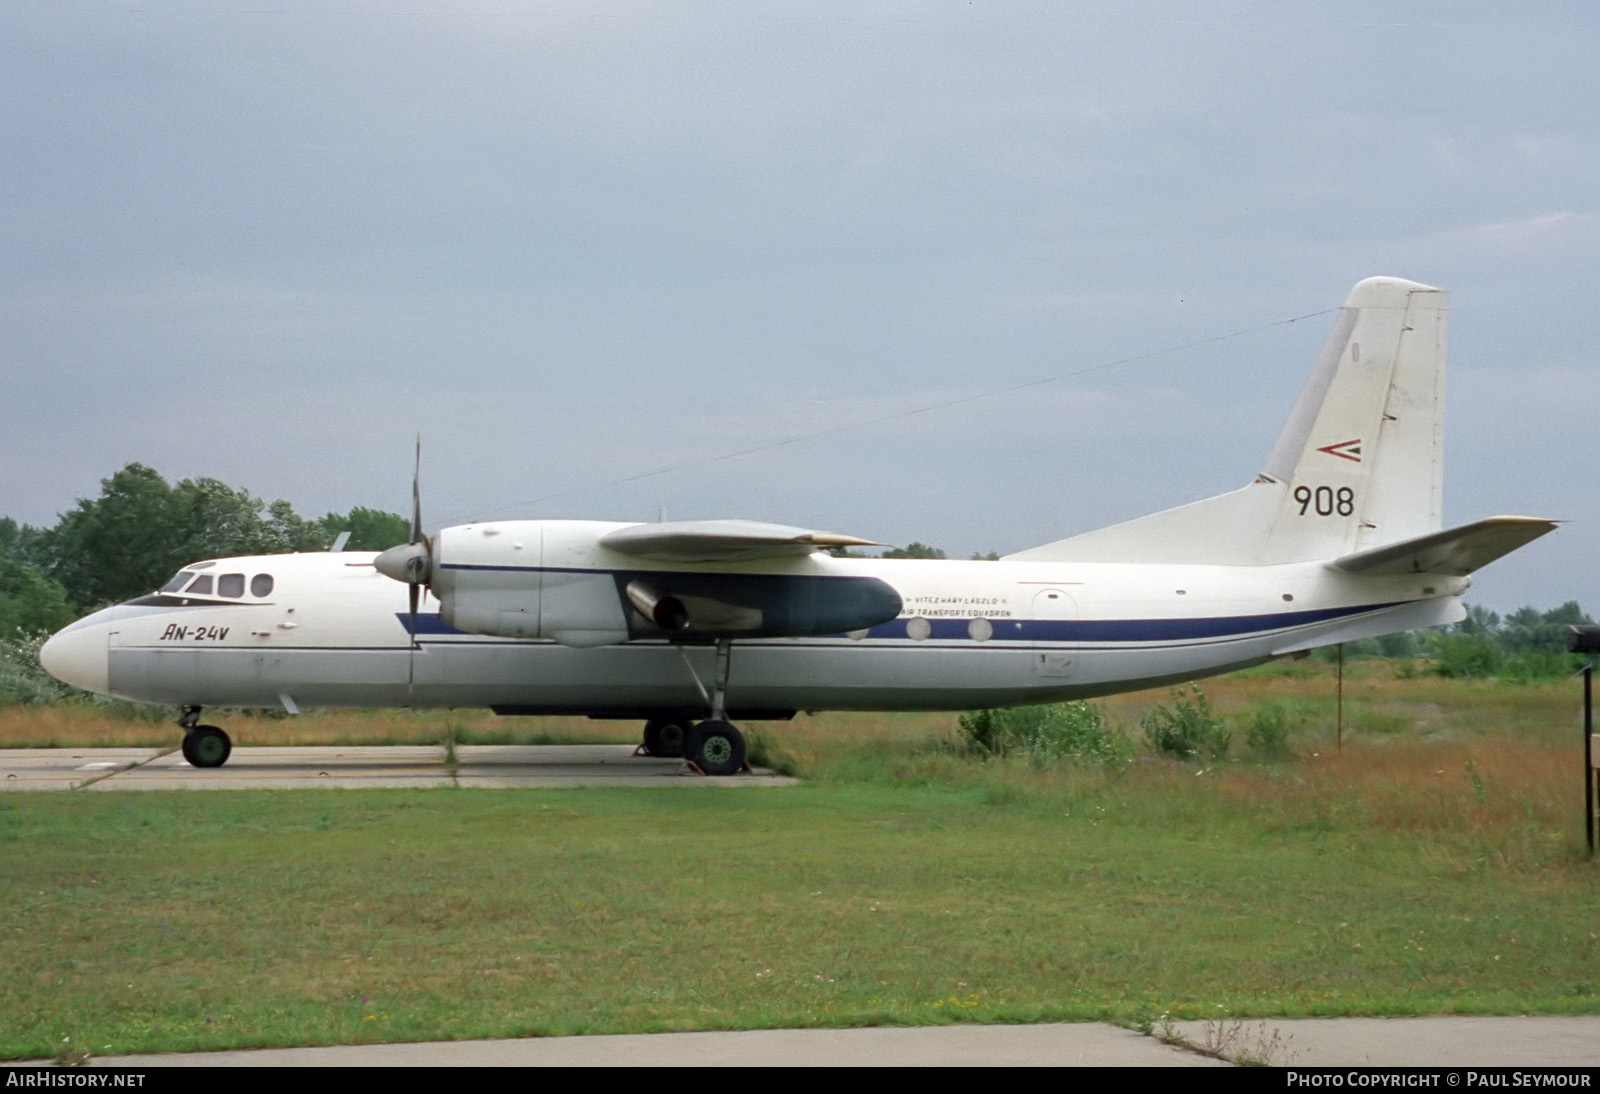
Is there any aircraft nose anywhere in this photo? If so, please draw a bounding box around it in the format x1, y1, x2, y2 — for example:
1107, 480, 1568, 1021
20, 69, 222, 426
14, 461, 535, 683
39, 620, 111, 696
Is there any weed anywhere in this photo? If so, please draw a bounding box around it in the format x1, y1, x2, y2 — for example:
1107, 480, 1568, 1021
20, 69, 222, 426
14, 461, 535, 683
441, 728, 459, 778
1351, 707, 1410, 735
745, 730, 798, 777
51, 1038, 89, 1067
1141, 685, 1231, 761
1466, 759, 1487, 805
1199, 1020, 1298, 1066
1244, 703, 1294, 760
958, 702, 1134, 769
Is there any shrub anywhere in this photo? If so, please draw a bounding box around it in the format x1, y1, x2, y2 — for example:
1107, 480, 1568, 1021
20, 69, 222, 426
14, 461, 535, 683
0, 633, 72, 705
1498, 647, 1580, 683
0, 632, 170, 721
959, 701, 1134, 768
1431, 633, 1503, 679
1244, 702, 1294, 760
1141, 685, 1231, 762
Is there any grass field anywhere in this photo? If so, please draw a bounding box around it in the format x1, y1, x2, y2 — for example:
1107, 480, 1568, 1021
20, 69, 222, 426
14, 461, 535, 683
3, 664, 1597, 1060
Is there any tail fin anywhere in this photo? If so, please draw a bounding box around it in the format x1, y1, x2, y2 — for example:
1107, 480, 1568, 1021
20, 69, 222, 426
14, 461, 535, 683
1007, 276, 1448, 565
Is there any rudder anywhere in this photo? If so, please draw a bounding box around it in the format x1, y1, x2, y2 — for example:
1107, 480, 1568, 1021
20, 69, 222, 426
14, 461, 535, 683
1256, 276, 1446, 563
1006, 276, 1448, 566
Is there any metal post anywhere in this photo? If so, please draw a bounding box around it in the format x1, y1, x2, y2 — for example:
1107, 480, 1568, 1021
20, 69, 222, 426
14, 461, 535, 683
1336, 643, 1344, 754
1566, 628, 1600, 858
1585, 661, 1594, 857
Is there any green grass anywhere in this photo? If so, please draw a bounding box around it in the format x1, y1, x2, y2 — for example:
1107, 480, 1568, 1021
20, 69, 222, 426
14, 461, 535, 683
2, 667, 1598, 1059
4, 761, 1598, 1057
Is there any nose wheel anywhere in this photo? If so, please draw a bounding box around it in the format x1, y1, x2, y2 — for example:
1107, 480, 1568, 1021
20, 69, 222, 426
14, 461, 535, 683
177, 707, 232, 768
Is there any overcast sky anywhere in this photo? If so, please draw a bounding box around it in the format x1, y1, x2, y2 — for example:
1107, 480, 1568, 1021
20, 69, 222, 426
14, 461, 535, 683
2, 1, 1595, 612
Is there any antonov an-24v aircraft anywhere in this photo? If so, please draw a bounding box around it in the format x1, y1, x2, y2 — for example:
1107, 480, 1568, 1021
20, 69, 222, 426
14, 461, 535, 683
41, 277, 1555, 774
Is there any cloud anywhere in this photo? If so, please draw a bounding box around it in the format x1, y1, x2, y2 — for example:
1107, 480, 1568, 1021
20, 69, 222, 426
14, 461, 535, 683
1423, 211, 1599, 256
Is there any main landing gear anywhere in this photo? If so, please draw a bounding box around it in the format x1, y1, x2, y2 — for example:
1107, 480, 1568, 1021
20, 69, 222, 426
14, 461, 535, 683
637, 639, 750, 776
177, 706, 232, 768
640, 716, 748, 776
642, 718, 689, 758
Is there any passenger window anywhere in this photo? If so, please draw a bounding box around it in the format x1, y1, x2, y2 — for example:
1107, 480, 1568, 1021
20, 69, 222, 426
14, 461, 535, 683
251, 574, 274, 597
161, 571, 194, 592
186, 574, 214, 595
218, 573, 245, 598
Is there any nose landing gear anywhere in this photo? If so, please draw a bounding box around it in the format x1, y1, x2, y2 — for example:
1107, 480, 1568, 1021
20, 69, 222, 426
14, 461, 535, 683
177, 706, 232, 768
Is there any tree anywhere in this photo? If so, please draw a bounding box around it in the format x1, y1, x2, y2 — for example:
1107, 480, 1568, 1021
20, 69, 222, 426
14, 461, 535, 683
0, 544, 74, 638
882, 542, 946, 560
318, 507, 410, 551
35, 464, 330, 608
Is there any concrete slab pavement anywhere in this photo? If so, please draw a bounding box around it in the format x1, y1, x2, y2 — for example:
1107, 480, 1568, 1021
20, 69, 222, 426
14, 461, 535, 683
1164, 1014, 1600, 1067
47, 1017, 1600, 1067
0, 744, 798, 790
81, 1023, 1224, 1067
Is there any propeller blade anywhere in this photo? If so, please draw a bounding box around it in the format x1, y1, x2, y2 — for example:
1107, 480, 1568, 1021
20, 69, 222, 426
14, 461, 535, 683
408, 580, 420, 650
411, 435, 423, 546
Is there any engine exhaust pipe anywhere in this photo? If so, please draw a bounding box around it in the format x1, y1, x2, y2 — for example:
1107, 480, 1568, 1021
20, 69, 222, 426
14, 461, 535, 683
626, 580, 690, 632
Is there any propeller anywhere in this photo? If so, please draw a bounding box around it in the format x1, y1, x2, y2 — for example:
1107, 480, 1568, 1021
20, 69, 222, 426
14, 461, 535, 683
374, 437, 433, 651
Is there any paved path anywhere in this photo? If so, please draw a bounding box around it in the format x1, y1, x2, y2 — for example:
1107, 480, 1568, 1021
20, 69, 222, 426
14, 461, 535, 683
0, 744, 797, 790
1165, 1015, 1600, 1067
36, 1016, 1600, 1067
70, 1025, 1225, 1067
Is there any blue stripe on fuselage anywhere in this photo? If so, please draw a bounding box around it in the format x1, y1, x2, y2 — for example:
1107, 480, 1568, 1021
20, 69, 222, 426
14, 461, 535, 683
866, 601, 1399, 643
398, 601, 1399, 643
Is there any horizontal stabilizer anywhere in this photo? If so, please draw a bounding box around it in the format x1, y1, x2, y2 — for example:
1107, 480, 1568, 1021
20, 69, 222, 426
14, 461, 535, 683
1328, 516, 1557, 577
600, 520, 879, 563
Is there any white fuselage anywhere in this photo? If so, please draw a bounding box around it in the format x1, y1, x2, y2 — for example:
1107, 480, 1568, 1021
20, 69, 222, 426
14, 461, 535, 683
40, 530, 1466, 721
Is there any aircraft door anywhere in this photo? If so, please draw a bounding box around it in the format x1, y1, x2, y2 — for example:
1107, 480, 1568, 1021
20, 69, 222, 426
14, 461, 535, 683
1029, 588, 1079, 680
1030, 588, 1079, 620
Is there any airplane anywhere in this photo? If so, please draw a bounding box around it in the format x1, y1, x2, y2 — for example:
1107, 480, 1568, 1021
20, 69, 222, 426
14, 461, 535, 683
39, 276, 1556, 775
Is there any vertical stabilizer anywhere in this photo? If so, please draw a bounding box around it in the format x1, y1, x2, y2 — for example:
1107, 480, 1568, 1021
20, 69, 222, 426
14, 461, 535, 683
1256, 276, 1446, 562
1005, 276, 1447, 565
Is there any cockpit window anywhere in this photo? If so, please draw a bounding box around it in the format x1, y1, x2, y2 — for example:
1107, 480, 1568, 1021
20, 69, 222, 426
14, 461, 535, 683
161, 571, 195, 592
186, 574, 214, 595
251, 574, 274, 597
218, 573, 245, 598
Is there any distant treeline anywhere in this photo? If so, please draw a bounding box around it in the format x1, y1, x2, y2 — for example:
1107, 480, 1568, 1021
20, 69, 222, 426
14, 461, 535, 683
0, 464, 1590, 684
1376, 602, 1594, 680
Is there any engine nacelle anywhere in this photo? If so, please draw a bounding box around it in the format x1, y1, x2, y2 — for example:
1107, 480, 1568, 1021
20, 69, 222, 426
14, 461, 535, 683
432, 521, 631, 647
426, 519, 902, 648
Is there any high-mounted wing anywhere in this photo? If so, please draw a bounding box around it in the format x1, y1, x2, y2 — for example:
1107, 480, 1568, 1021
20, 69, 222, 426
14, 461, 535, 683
599, 520, 880, 563
1328, 516, 1557, 577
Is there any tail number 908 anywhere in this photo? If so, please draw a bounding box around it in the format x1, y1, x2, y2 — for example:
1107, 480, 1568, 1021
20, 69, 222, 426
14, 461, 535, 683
1295, 485, 1354, 517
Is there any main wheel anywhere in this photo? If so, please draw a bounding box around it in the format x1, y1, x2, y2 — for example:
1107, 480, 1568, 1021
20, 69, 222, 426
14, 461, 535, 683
642, 718, 689, 758
181, 725, 232, 768
685, 720, 746, 776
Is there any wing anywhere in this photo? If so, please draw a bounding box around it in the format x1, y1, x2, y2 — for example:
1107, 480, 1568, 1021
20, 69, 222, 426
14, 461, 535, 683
599, 519, 880, 563
1328, 516, 1557, 577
